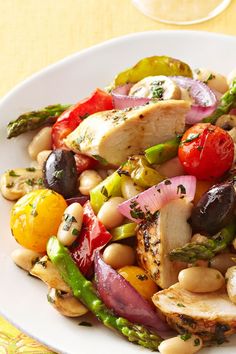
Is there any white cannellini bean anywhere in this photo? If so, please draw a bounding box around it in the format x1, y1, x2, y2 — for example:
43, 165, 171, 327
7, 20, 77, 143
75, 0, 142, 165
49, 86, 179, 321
227, 68, 236, 86
79, 169, 102, 196
37, 149, 52, 167
57, 203, 83, 246
178, 267, 225, 293
11, 248, 43, 272
121, 176, 144, 200
193, 68, 228, 94
191, 233, 208, 243
103, 243, 135, 269
28, 127, 52, 159
158, 335, 202, 354
225, 266, 236, 304
97, 197, 125, 229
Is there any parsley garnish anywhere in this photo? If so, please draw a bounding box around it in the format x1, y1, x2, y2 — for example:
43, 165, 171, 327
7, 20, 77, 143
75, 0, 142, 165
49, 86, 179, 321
8, 170, 20, 177
63, 214, 76, 231
78, 321, 93, 327
72, 228, 79, 236
53, 170, 64, 179
180, 333, 192, 341
177, 303, 186, 307
26, 167, 36, 172
182, 133, 200, 144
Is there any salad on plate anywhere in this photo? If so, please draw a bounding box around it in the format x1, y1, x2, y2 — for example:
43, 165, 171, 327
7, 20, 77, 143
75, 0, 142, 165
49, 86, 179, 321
1, 55, 236, 354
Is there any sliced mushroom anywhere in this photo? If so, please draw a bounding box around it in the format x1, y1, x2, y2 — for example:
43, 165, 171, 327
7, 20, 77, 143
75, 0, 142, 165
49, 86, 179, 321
0, 168, 43, 200
30, 255, 71, 293
215, 114, 236, 130
129, 76, 181, 100
11, 248, 43, 272
47, 288, 88, 317
136, 198, 192, 289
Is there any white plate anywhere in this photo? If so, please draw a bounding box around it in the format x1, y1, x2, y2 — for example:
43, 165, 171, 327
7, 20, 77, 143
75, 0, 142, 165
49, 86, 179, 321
0, 30, 236, 354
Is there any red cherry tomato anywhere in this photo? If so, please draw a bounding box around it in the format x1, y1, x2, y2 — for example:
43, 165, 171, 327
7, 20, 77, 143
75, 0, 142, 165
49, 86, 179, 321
52, 88, 113, 149
178, 123, 234, 181
74, 154, 99, 175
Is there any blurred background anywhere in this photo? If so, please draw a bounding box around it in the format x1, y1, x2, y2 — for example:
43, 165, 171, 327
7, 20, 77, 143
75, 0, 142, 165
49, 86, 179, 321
1, 0, 236, 98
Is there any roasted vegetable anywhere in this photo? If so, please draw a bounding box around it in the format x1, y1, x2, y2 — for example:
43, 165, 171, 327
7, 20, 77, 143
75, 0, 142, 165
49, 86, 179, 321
7, 104, 70, 139
0, 167, 43, 200
47, 288, 88, 317
153, 282, 236, 344
69, 201, 112, 277
47, 237, 163, 350
169, 223, 236, 263
10, 189, 67, 252
52, 89, 113, 149
94, 252, 167, 332
191, 182, 236, 235
114, 56, 192, 87
90, 171, 122, 214
145, 136, 181, 165
203, 79, 236, 124
43, 149, 78, 198
118, 155, 164, 188
111, 223, 137, 241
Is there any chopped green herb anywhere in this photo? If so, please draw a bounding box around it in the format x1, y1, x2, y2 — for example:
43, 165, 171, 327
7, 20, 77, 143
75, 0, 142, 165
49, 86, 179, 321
180, 333, 192, 341
177, 303, 186, 307
164, 179, 171, 185
150, 80, 165, 99
136, 274, 148, 281
31, 209, 38, 217
6, 182, 14, 188
100, 186, 110, 200
182, 133, 200, 144
194, 338, 200, 346
26, 167, 36, 172
92, 155, 108, 165
63, 214, 77, 231
80, 113, 89, 120
8, 170, 20, 177
25, 178, 35, 186
72, 228, 79, 236
78, 321, 93, 327
177, 184, 186, 195
204, 73, 215, 83
53, 170, 64, 179
37, 178, 44, 186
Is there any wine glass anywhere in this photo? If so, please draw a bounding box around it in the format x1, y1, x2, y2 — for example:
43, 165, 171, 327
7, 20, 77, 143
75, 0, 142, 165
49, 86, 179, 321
132, 0, 232, 25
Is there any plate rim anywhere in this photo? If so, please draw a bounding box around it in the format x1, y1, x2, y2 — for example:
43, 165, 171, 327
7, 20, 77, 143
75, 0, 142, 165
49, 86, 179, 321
1, 29, 236, 354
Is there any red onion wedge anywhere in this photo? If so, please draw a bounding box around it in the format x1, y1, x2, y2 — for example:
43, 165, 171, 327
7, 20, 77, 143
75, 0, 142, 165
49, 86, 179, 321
118, 175, 196, 223
171, 76, 217, 124
112, 84, 150, 109
66, 196, 89, 206
94, 251, 170, 333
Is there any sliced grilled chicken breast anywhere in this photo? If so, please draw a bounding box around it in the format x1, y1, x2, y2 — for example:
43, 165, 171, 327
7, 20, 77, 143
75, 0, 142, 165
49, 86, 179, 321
136, 199, 192, 289
153, 283, 236, 344
65, 100, 190, 166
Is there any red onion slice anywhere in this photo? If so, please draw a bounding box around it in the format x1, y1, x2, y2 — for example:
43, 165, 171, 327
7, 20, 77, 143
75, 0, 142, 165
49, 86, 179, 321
66, 196, 89, 206
171, 76, 217, 124
118, 175, 196, 223
94, 252, 170, 333
112, 84, 150, 109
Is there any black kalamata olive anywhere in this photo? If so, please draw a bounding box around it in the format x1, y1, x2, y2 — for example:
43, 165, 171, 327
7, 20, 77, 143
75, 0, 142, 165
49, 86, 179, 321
43, 149, 78, 198
190, 182, 236, 235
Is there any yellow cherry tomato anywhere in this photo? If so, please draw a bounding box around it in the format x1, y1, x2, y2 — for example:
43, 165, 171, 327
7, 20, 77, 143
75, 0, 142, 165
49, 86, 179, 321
193, 180, 215, 206
118, 265, 158, 303
10, 189, 67, 252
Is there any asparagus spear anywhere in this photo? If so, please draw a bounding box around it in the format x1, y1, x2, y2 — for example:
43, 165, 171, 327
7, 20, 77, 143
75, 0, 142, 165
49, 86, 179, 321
169, 223, 236, 263
145, 136, 182, 165
7, 104, 71, 138
203, 79, 236, 124
47, 237, 163, 350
